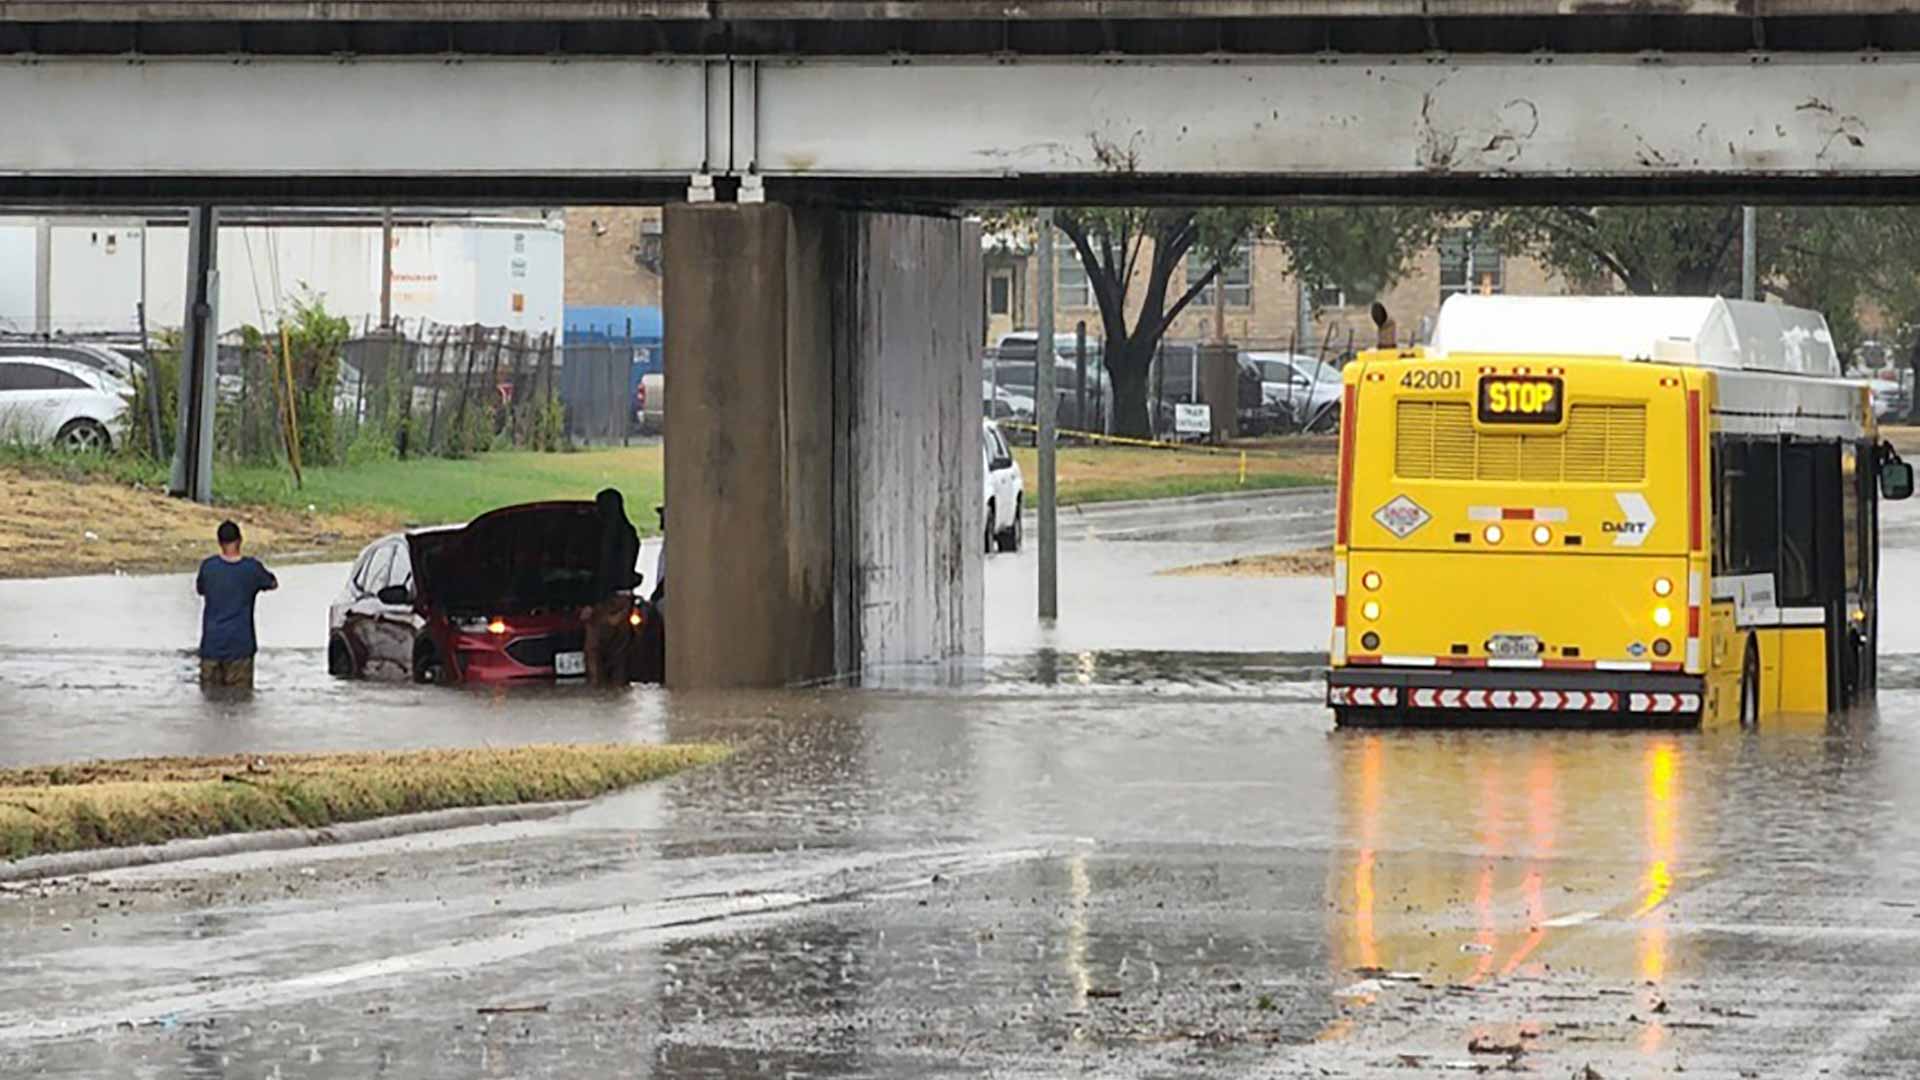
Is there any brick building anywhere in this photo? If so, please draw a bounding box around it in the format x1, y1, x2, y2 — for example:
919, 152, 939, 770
990, 228, 1571, 356
562, 209, 1573, 358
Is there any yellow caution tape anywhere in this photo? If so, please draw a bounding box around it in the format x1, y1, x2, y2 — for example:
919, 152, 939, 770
997, 420, 1313, 461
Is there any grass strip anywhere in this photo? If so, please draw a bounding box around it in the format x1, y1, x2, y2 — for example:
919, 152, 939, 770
1011, 443, 1333, 507
0, 743, 730, 861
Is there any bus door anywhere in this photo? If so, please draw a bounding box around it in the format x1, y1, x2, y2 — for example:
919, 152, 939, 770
1780, 439, 1856, 710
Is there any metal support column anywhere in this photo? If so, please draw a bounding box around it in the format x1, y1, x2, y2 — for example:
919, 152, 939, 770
1036, 209, 1058, 622
170, 207, 219, 504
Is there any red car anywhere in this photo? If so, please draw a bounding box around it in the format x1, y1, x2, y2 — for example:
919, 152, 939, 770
327, 501, 646, 684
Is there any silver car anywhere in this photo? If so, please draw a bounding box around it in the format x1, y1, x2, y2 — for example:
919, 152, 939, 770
1242, 352, 1344, 433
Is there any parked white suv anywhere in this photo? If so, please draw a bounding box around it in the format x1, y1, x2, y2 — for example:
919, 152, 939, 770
0, 356, 128, 451
982, 419, 1024, 554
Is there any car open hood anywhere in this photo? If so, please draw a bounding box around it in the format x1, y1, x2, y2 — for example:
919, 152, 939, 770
419, 501, 605, 616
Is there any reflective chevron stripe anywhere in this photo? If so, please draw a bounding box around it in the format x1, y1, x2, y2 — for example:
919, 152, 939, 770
1406, 688, 1619, 711
1328, 686, 1399, 708
1628, 692, 1702, 713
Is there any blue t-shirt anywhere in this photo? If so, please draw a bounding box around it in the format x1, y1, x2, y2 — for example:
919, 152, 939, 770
196, 555, 278, 660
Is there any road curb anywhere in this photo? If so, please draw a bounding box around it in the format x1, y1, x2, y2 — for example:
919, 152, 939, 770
0, 799, 590, 884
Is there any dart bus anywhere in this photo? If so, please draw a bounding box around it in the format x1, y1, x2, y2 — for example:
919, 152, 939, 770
1327, 295, 1913, 728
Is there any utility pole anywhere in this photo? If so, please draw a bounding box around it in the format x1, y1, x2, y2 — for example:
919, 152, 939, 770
1213, 260, 1227, 344
1036, 209, 1058, 622
379, 208, 395, 329
32, 218, 51, 337
1297, 279, 1313, 356
1741, 206, 1757, 301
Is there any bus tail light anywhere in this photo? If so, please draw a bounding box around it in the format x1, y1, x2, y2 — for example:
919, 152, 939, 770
1361, 571, 1382, 591
1361, 601, 1381, 621
1483, 525, 1504, 545
1653, 606, 1673, 629
1531, 524, 1552, 545
1653, 577, 1673, 597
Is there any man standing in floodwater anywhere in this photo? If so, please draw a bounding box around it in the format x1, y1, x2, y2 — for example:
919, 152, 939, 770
583, 488, 640, 687
196, 520, 278, 691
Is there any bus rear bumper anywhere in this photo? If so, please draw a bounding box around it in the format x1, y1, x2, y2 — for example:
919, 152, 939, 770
1327, 667, 1703, 728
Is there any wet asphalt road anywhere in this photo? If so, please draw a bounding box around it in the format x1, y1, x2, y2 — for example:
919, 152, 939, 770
5, 493, 1920, 1076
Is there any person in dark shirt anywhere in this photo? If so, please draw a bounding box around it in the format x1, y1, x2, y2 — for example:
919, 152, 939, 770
196, 520, 278, 690
582, 489, 640, 686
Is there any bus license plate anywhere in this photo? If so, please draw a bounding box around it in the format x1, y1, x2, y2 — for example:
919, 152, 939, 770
1487, 634, 1541, 659
555, 651, 586, 677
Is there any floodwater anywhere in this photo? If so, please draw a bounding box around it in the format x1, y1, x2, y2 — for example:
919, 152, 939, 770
3, 493, 1920, 1075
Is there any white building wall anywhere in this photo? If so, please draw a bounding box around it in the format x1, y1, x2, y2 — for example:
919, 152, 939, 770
3, 216, 563, 339
50, 221, 146, 334
0, 222, 35, 332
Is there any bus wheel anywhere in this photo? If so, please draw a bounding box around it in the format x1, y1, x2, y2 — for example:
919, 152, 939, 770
1739, 638, 1761, 730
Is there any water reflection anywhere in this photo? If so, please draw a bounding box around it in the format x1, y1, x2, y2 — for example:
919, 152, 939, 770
1330, 733, 1694, 988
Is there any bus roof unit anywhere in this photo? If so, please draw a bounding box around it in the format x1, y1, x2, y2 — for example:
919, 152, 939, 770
1428, 295, 1839, 377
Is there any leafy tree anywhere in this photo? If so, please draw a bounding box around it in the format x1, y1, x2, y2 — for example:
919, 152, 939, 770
1270, 207, 1444, 316
1482, 206, 1746, 297
987, 206, 1440, 437
1051, 208, 1263, 438
1482, 205, 1920, 380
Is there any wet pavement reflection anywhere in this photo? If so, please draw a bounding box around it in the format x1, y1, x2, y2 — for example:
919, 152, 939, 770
4, 674, 1920, 1075
6, 510, 1920, 1074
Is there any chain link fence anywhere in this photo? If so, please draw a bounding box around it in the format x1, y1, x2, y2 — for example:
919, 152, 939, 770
337, 319, 565, 459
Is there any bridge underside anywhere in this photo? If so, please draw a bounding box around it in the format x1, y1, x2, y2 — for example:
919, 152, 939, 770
8, 52, 1920, 206
9, 3, 1920, 59
15, 3, 1920, 685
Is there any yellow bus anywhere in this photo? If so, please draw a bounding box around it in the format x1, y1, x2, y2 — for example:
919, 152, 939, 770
1327, 296, 1914, 728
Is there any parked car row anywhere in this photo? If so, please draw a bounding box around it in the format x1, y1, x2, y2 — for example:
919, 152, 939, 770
0, 355, 129, 451
986, 331, 1111, 435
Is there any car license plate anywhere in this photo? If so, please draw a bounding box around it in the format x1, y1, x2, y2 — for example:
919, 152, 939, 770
1487, 634, 1541, 660
554, 651, 586, 677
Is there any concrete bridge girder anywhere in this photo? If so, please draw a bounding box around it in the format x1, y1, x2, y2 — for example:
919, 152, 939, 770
3, 53, 1920, 202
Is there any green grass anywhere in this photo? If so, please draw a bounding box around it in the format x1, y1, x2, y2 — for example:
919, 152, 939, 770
2, 443, 667, 534
214, 446, 667, 531
1011, 444, 1332, 507
0, 743, 730, 861
1047, 470, 1326, 506
0, 443, 168, 489
5, 433, 1328, 537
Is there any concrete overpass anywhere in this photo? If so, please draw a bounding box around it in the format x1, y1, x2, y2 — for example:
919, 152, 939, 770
9, 0, 1920, 686
6, 2, 1920, 203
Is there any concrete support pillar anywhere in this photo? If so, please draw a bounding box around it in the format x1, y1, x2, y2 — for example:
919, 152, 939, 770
1198, 342, 1240, 441
663, 202, 983, 688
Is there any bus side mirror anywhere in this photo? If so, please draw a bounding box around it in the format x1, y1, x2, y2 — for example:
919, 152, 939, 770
1882, 459, 1914, 501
